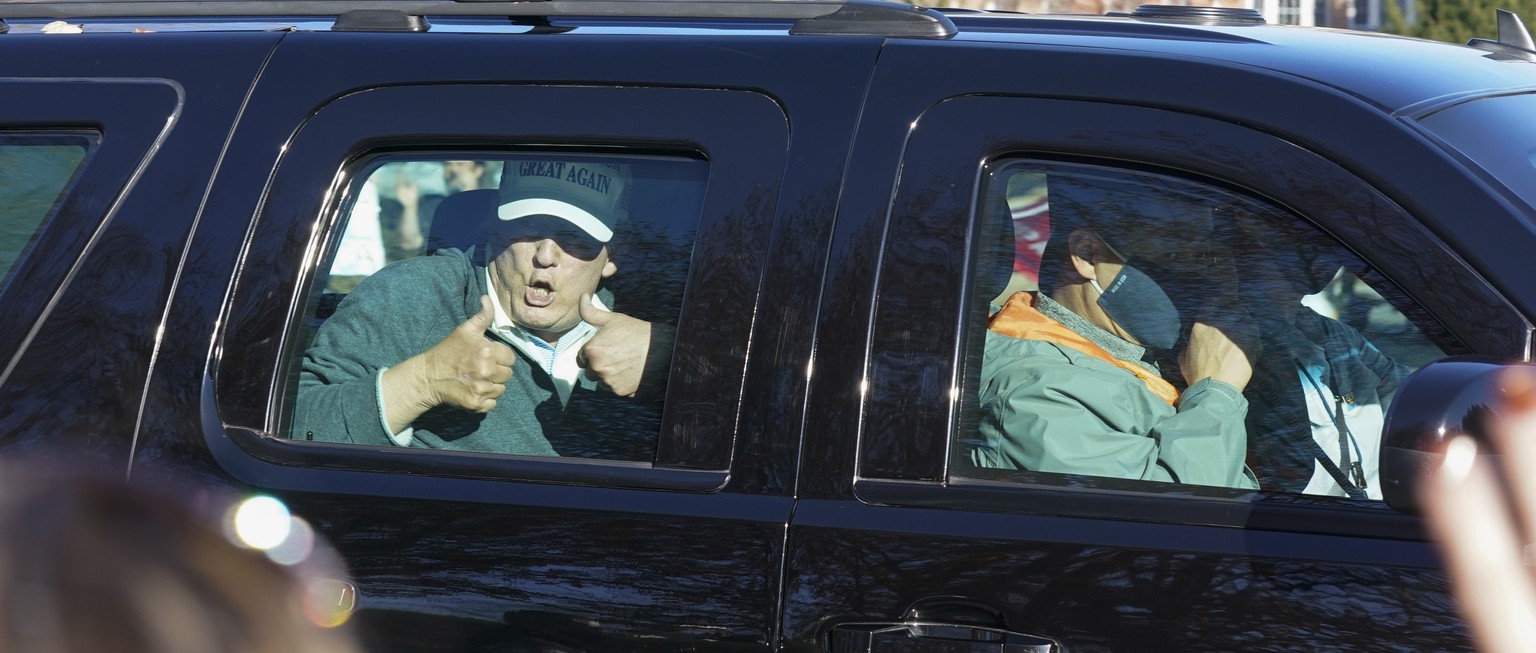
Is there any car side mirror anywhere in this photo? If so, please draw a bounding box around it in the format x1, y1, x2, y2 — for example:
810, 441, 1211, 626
1380, 355, 1528, 513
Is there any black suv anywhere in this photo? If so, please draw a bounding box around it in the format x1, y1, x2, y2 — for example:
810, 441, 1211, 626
3, 1, 1536, 650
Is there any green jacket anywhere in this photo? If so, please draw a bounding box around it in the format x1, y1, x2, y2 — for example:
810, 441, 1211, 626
970, 295, 1258, 489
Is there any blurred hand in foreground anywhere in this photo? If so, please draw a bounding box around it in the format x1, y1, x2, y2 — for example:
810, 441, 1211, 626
1421, 366, 1536, 653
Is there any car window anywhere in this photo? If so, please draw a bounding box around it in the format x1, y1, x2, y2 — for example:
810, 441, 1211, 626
954, 159, 1453, 500
0, 133, 93, 293
289, 151, 706, 463
323, 160, 503, 293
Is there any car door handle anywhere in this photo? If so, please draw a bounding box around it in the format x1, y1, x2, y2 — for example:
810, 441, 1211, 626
305, 578, 359, 627
830, 621, 1059, 652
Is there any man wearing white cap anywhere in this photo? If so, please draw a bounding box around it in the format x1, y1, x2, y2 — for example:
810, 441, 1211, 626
295, 159, 673, 458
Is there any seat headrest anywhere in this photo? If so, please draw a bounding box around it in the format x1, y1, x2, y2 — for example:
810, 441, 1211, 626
427, 189, 498, 254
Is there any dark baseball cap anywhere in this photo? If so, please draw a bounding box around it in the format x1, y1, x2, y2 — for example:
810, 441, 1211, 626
497, 160, 632, 243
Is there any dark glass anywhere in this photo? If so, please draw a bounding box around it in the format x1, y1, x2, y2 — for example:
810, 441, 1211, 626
0, 133, 93, 290
958, 159, 1451, 500
291, 151, 708, 464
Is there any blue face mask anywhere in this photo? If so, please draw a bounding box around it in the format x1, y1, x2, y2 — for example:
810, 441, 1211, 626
1091, 260, 1182, 351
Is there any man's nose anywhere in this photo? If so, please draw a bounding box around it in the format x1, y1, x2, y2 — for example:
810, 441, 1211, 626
532, 238, 563, 266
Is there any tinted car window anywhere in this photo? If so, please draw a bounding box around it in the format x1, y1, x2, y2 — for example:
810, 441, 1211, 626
0, 133, 92, 291
290, 151, 706, 464
955, 159, 1450, 499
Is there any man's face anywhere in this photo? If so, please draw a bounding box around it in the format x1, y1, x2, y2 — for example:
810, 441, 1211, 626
1085, 222, 1229, 351
1223, 210, 1351, 305
488, 216, 617, 341
443, 160, 485, 193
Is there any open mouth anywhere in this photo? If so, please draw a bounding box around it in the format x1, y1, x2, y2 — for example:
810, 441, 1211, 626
524, 280, 555, 308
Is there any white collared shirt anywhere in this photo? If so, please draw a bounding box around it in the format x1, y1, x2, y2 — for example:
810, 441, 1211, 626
483, 269, 602, 405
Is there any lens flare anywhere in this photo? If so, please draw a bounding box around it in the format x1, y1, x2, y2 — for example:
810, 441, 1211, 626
231, 496, 292, 551
264, 515, 316, 566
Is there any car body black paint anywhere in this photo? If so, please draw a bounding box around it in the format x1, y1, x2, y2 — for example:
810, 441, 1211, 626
1, 6, 1533, 652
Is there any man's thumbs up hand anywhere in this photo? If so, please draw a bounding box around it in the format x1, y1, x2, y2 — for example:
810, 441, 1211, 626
577, 294, 657, 397
418, 295, 516, 412
380, 296, 516, 433
462, 293, 496, 334
578, 292, 616, 329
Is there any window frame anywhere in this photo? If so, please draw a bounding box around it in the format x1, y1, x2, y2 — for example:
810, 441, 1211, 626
287, 149, 712, 465
216, 84, 790, 490
857, 95, 1524, 536
952, 157, 1457, 497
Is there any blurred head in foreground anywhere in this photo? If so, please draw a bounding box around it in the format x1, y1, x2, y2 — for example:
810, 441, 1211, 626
0, 469, 360, 653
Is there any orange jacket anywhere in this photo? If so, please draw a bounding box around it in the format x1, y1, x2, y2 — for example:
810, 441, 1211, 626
989, 292, 1179, 406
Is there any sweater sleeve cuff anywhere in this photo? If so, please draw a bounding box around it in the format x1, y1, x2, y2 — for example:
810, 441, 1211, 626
1179, 377, 1246, 408
376, 367, 414, 447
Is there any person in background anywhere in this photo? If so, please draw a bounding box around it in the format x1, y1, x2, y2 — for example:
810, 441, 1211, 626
328, 160, 496, 294
391, 160, 492, 260
1231, 212, 1410, 499
0, 467, 361, 653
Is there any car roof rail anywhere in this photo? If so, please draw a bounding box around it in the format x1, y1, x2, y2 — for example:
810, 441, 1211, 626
333, 8, 432, 31
1128, 3, 1266, 24
1467, 9, 1536, 62
0, 0, 957, 38
789, 0, 954, 37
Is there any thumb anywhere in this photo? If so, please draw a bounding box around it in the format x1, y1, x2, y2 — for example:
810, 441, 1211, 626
579, 293, 613, 328
462, 295, 495, 333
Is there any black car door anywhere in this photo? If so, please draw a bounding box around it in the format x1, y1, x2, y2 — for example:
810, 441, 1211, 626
139, 27, 882, 652
787, 39, 1532, 651
0, 33, 283, 463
